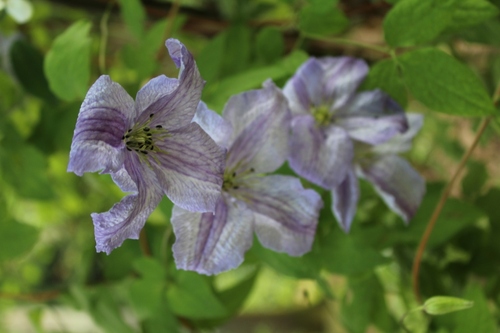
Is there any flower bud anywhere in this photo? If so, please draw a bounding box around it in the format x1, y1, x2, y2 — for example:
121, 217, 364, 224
423, 296, 473, 315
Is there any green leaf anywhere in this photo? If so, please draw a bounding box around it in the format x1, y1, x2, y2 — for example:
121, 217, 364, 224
423, 296, 473, 316
299, 0, 349, 36
92, 296, 137, 333
44, 20, 92, 101
133, 257, 167, 281
398, 48, 495, 116
447, 0, 499, 31
360, 59, 407, 107
383, 0, 459, 47
452, 284, 495, 333
129, 279, 164, 320
166, 270, 227, 319
256, 27, 284, 64
461, 160, 488, 199
0, 219, 38, 262
220, 25, 252, 77
117, 0, 146, 38
197, 32, 227, 83
142, 300, 178, 333
9, 39, 56, 103
456, 19, 500, 45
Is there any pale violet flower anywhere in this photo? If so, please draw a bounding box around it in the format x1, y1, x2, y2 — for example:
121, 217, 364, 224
68, 39, 225, 254
0, 0, 33, 24
332, 113, 426, 231
171, 81, 323, 275
283, 57, 408, 190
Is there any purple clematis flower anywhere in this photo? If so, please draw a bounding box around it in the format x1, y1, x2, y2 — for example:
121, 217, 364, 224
332, 113, 426, 231
67, 39, 225, 254
283, 57, 409, 190
170, 81, 323, 275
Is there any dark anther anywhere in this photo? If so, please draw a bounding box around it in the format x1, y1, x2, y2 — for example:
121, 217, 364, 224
121, 135, 125, 140
146, 133, 152, 137
141, 151, 148, 154
127, 129, 132, 132
146, 140, 152, 145
150, 114, 154, 118
126, 141, 132, 146
150, 146, 154, 150
250, 168, 255, 172
232, 172, 236, 177
156, 125, 162, 129
233, 186, 239, 190
144, 127, 150, 132
125, 135, 130, 139
126, 147, 132, 151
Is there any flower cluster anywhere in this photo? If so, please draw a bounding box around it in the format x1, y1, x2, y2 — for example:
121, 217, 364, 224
68, 39, 425, 274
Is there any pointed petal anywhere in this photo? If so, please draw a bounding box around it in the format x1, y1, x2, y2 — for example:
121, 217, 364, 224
336, 90, 408, 145
68, 75, 134, 176
288, 115, 353, 189
318, 57, 369, 109
331, 167, 359, 232
224, 80, 291, 174
134, 39, 205, 130
152, 123, 225, 212
92, 154, 163, 254
282, 58, 324, 114
372, 113, 424, 155
358, 155, 425, 223
237, 175, 322, 256
192, 101, 233, 149
171, 196, 254, 275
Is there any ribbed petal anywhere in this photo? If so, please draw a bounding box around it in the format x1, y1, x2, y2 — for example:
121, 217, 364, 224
110, 167, 137, 192
236, 175, 322, 256
372, 113, 424, 155
318, 57, 368, 110
225, 81, 291, 174
192, 101, 233, 149
171, 195, 254, 275
282, 58, 324, 114
152, 122, 225, 212
68, 75, 134, 176
336, 90, 408, 145
92, 153, 163, 254
134, 39, 205, 130
358, 155, 425, 223
288, 115, 353, 189
331, 167, 359, 232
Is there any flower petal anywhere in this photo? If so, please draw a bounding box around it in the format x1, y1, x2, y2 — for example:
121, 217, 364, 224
358, 155, 425, 223
236, 175, 322, 256
152, 122, 225, 212
134, 39, 205, 130
288, 115, 353, 189
92, 153, 163, 254
224, 80, 291, 174
6, 0, 33, 24
67, 75, 134, 176
282, 58, 324, 114
171, 195, 254, 275
192, 101, 233, 149
336, 90, 408, 145
318, 57, 368, 110
110, 167, 137, 192
331, 167, 359, 232
372, 113, 424, 155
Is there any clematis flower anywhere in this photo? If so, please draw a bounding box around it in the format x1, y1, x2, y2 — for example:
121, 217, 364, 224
283, 57, 408, 190
170, 81, 323, 275
67, 39, 225, 254
332, 113, 426, 231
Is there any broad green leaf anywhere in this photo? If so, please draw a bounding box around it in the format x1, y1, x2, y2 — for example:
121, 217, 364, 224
133, 257, 167, 281
129, 279, 164, 320
92, 295, 137, 333
383, 0, 459, 47
447, 0, 499, 31
44, 20, 92, 101
457, 19, 500, 45
197, 32, 226, 83
452, 284, 495, 333
142, 300, 178, 333
167, 270, 227, 319
220, 25, 252, 77
9, 39, 56, 103
299, 0, 348, 36
256, 27, 284, 64
0, 219, 38, 262
360, 58, 407, 107
461, 160, 488, 199
398, 48, 496, 116
117, 0, 146, 38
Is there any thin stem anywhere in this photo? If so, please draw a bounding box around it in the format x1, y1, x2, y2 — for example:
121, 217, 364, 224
302, 33, 391, 55
99, 4, 112, 74
411, 116, 492, 303
139, 228, 152, 257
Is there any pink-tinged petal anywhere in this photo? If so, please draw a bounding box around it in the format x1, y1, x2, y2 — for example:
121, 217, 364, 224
358, 155, 425, 223
336, 90, 408, 145
92, 153, 163, 254
288, 115, 353, 189
331, 167, 359, 232
152, 123, 225, 212
134, 39, 205, 130
318, 57, 369, 110
224, 80, 291, 174
372, 113, 424, 155
171, 195, 254, 275
236, 175, 322, 256
68, 75, 134, 176
283, 58, 324, 114
192, 101, 233, 149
